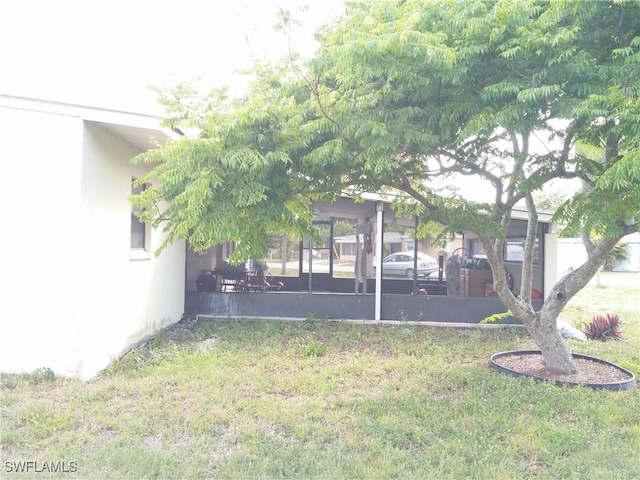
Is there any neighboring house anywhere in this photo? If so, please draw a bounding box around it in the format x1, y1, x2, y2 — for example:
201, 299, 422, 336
334, 232, 406, 261
0, 95, 186, 380
334, 232, 464, 261
557, 233, 640, 273
618, 233, 640, 272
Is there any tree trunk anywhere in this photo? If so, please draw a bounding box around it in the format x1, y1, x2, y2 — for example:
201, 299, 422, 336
530, 311, 577, 374
482, 231, 624, 375
504, 298, 578, 375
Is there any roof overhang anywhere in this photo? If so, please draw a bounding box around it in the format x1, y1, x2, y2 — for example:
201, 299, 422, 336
0, 94, 182, 150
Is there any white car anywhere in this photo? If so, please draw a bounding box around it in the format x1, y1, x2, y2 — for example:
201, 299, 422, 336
376, 251, 439, 278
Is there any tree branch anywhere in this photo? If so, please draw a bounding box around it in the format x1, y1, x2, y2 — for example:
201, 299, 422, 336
395, 173, 438, 213
543, 234, 623, 321
433, 148, 505, 202
520, 194, 538, 305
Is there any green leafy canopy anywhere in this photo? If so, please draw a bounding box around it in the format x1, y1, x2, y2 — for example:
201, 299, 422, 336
131, 0, 640, 373
133, 0, 639, 268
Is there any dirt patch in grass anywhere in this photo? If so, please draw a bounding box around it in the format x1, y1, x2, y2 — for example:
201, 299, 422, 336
162, 316, 201, 341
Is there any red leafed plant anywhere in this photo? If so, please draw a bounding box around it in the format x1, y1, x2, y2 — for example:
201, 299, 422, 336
582, 314, 623, 341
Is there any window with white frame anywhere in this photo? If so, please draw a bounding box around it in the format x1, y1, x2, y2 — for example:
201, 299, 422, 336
130, 178, 148, 250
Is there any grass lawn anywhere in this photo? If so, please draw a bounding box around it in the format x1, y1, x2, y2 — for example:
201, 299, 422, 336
1, 279, 639, 479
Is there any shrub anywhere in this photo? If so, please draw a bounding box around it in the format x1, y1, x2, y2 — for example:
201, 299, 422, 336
27, 367, 55, 384
582, 314, 623, 341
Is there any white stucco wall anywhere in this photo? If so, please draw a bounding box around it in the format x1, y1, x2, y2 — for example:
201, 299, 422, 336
0, 106, 84, 377
0, 102, 185, 380
544, 233, 558, 299
75, 122, 185, 380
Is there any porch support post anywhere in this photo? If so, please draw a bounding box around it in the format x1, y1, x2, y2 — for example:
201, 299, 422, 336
544, 230, 558, 299
355, 217, 363, 294
375, 201, 384, 321
307, 234, 313, 294
354, 226, 361, 294
413, 215, 418, 293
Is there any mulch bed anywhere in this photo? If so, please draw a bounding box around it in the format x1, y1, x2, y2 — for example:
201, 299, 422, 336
493, 352, 634, 385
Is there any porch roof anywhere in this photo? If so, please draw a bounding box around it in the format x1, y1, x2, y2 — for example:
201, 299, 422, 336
334, 232, 405, 244
312, 194, 555, 226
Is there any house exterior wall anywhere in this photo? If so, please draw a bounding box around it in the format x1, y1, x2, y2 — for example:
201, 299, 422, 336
0, 104, 185, 380
75, 122, 185, 380
544, 233, 558, 298
1, 105, 84, 378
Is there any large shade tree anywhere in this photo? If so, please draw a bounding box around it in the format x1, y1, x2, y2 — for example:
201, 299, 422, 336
133, 0, 639, 374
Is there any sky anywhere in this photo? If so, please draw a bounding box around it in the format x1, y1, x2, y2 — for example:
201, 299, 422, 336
1, 0, 345, 115
0, 0, 583, 204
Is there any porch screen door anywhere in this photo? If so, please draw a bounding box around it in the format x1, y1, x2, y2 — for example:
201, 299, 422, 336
302, 220, 333, 275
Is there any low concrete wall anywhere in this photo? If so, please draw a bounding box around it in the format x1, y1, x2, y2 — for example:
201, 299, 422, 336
380, 295, 527, 323
185, 291, 538, 324
186, 291, 375, 320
